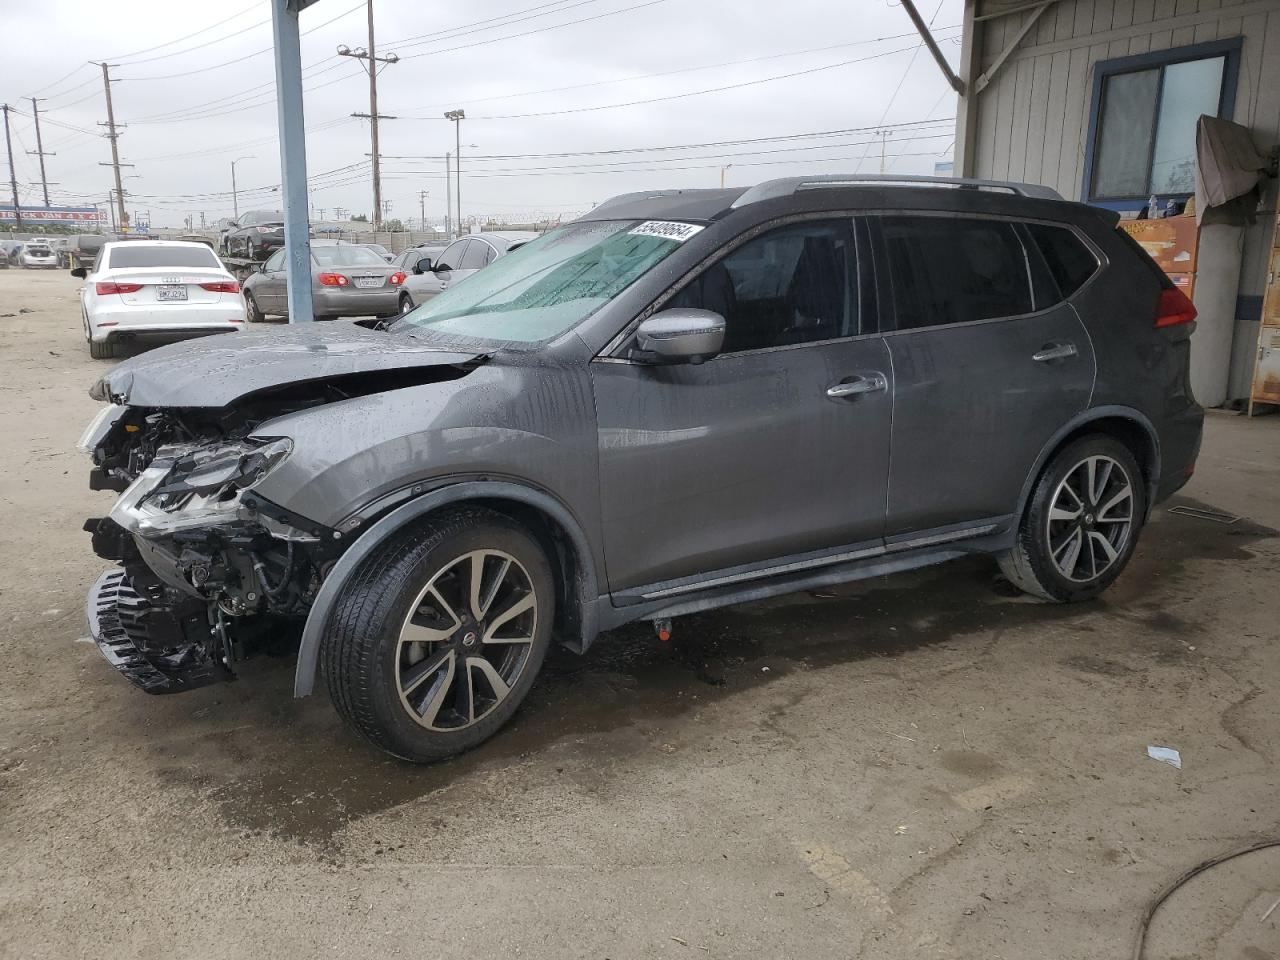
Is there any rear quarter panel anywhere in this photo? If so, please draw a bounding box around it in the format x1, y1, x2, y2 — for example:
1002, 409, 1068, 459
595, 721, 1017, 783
1069, 225, 1202, 493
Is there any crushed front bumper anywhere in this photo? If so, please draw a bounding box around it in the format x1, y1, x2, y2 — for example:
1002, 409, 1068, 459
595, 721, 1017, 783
86, 569, 224, 695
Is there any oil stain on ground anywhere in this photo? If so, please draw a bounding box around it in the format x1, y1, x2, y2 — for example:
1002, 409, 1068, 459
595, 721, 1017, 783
127, 495, 1274, 846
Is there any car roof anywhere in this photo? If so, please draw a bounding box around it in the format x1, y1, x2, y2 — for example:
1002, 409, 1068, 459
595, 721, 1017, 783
102, 239, 217, 248
466, 231, 540, 243
575, 177, 1114, 229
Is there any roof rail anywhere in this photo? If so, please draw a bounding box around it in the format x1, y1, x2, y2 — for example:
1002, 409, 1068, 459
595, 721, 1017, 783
730, 174, 1063, 208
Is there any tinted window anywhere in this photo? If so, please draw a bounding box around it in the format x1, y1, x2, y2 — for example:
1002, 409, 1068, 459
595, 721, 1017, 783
435, 240, 468, 272
109, 245, 221, 269
880, 216, 1032, 330
481, 244, 496, 266
459, 240, 489, 270
671, 220, 858, 353
264, 250, 286, 272
1026, 223, 1098, 298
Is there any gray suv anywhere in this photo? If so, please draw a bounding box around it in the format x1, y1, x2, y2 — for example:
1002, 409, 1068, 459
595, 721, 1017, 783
80, 175, 1202, 762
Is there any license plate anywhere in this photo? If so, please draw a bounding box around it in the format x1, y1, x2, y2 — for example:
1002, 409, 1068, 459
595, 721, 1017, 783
354, 277, 382, 289
157, 285, 188, 301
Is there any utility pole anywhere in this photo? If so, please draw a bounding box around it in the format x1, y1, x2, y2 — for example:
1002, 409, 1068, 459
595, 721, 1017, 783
27, 98, 53, 207
418, 189, 427, 231
339, 1, 398, 231
879, 129, 890, 174
230, 155, 255, 220
97, 63, 128, 232
444, 152, 452, 238
1, 105, 21, 229
270, 0, 313, 323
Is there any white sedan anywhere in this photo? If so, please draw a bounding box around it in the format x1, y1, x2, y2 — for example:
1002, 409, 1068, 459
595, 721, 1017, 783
73, 240, 246, 359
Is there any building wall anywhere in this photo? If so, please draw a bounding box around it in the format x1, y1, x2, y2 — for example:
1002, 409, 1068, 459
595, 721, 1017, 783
968, 0, 1280, 399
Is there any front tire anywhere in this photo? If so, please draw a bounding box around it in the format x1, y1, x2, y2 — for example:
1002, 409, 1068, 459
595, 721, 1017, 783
999, 435, 1146, 602
322, 507, 555, 762
244, 293, 264, 323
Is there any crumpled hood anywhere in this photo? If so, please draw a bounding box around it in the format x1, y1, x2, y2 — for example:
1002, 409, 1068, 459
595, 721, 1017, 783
90, 325, 484, 408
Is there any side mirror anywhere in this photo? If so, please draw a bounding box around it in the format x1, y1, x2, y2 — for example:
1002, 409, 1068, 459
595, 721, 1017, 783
433, 263, 452, 276
634, 308, 725, 364
70, 267, 87, 279
413, 257, 432, 275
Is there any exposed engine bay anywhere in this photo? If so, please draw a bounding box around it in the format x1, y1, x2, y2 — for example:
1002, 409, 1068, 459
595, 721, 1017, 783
82, 395, 333, 693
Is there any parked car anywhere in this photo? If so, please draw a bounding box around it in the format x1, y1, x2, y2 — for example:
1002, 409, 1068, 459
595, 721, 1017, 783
364, 242, 394, 262
71, 240, 245, 359
79, 175, 1202, 762
224, 210, 284, 260
397, 231, 537, 315
391, 244, 446, 272
1, 240, 22, 265
57, 233, 108, 270
241, 240, 405, 321
214, 217, 239, 254
19, 242, 58, 269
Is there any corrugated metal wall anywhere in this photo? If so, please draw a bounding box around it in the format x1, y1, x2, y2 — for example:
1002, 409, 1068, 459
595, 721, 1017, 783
970, 0, 1280, 397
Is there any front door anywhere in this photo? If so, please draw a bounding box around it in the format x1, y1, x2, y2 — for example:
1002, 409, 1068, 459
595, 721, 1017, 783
591, 217, 893, 593
872, 214, 1097, 537
258, 249, 288, 315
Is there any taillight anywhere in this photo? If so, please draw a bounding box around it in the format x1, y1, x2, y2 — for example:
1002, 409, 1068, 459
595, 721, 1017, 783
1155, 287, 1197, 328
318, 272, 349, 287
256, 226, 274, 234
389, 271, 406, 285
198, 280, 240, 293
95, 281, 143, 295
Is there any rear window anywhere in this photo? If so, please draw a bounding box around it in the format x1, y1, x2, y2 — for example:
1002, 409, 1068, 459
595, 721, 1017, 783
880, 216, 1033, 330
108, 246, 220, 269
312, 246, 387, 267
1025, 223, 1099, 298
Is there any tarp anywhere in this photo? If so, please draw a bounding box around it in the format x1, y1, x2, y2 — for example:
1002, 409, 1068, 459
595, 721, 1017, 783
1194, 115, 1269, 225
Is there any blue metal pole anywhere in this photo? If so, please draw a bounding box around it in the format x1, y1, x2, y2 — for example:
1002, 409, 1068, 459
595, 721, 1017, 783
270, 0, 313, 323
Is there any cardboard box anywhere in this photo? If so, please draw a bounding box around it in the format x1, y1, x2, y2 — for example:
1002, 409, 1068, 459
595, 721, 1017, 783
1118, 215, 1200, 274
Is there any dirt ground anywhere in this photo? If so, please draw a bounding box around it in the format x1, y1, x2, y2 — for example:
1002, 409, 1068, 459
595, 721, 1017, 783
1, 267, 1278, 960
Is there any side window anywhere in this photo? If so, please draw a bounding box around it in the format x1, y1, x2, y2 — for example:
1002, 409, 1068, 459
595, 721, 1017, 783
436, 239, 468, 272
481, 243, 497, 266
459, 241, 489, 270
880, 216, 1033, 330
670, 220, 858, 353
264, 249, 286, 272
1025, 223, 1099, 299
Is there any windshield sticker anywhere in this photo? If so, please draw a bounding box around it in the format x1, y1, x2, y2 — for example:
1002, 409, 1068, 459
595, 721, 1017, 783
629, 221, 705, 242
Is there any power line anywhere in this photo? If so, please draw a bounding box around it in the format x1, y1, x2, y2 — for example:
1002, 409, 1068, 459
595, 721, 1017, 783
106, 1, 264, 64
387, 0, 608, 51
116, 1, 366, 81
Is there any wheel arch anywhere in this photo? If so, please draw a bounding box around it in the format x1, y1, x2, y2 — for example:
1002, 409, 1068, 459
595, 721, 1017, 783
294, 480, 600, 698
1014, 406, 1161, 525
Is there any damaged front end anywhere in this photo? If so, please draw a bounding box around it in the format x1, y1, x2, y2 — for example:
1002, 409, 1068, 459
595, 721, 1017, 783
82, 406, 330, 694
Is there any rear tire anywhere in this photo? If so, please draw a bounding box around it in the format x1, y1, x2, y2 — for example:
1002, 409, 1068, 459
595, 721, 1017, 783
399, 294, 414, 315
999, 435, 1146, 602
89, 337, 115, 360
322, 507, 555, 762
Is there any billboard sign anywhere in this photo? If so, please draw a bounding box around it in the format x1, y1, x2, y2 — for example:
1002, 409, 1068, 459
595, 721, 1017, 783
0, 205, 103, 224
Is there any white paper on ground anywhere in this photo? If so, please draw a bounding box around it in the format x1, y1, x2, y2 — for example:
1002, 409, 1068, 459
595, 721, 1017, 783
1147, 746, 1182, 769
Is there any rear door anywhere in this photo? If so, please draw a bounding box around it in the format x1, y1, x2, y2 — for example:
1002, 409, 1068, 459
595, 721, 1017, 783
591, 217, 893, 593
872, 214, 1097, 539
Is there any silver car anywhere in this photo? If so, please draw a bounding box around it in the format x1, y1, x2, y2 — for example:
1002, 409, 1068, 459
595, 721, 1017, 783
242, 241, 405, 321
397, 231, 537, 315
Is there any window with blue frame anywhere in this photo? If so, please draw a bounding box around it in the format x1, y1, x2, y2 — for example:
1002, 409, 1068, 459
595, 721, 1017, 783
1083, 38, 1242, 204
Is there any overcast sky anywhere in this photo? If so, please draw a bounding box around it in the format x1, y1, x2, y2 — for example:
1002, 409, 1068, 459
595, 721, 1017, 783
4, 0, 963, 229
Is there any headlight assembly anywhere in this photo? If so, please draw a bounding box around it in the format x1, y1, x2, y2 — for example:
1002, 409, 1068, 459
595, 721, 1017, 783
109, 438, 292, 537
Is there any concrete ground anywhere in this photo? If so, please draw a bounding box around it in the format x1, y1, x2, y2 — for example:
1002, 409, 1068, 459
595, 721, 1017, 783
1, 267, 1278, 960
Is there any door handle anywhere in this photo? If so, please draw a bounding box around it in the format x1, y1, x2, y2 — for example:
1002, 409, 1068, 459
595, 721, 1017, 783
1032, 342, 1078, 362
826, 373, 887, 399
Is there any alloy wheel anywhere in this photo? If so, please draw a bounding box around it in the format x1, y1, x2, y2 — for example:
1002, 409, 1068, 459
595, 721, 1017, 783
395, 549, 539, 731
1046, 455, 1135, 583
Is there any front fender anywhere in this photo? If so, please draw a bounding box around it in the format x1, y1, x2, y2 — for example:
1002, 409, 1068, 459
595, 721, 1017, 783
293, 480, 600, 698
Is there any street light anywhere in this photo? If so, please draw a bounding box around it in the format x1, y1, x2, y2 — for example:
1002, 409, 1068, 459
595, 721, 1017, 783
230, 156, 256, 220
444, 142, 477, 239
444, 109, 465, 235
